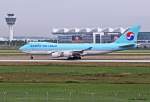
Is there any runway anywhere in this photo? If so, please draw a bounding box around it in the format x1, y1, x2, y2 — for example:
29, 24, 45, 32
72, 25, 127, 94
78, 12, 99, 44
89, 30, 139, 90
0, 53, 150, 63
0, 59, 150, 63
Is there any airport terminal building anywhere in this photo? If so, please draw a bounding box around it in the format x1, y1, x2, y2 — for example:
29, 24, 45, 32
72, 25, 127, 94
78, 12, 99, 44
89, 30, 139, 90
0, 27, 150, 48
52, 28, 150, 48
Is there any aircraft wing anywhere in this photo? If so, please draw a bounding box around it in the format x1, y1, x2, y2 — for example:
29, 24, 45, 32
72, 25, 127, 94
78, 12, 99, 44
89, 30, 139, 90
50, 47, 93, 58
73, 47, 93, 53
69, 47, 92, 57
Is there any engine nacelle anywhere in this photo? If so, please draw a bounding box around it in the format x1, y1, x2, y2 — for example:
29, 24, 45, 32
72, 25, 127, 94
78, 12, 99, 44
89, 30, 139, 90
62, 51, 73, 57
51, 51, 73, 57
51, 52, 63, 57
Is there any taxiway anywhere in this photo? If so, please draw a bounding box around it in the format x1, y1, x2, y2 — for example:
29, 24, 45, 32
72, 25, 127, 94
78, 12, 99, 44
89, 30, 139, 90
0, 59, 150, 63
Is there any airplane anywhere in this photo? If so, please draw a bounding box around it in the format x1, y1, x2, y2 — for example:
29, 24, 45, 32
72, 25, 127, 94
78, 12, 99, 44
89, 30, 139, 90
19, 25, 140, 60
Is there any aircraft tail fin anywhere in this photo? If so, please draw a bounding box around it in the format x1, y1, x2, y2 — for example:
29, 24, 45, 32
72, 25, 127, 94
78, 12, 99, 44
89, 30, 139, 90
114, 25, 140, 44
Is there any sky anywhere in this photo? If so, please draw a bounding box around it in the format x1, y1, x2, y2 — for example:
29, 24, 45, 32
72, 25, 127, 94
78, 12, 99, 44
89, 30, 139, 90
0, 0, 149, 37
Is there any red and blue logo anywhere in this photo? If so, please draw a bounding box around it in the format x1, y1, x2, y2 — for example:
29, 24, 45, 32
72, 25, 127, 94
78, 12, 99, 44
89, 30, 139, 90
126, 32, 134, 40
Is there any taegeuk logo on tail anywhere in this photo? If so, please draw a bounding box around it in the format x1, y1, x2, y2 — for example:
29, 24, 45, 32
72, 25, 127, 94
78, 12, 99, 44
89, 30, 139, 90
126, 32, 134, 40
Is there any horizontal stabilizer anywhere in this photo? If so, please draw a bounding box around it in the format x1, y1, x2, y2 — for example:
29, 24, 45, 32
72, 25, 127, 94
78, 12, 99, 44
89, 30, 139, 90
119, 44, 135, 48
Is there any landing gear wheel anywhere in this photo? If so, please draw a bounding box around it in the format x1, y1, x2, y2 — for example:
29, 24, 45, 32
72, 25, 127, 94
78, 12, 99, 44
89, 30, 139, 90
67, 56, 81, 60
76, 56, 81, 60
67, 57, 73, 60
30, 55, 34, 60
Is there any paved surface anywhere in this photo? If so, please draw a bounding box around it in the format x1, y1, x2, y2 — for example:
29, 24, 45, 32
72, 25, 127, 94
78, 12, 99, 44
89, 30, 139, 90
0, 55, 150, 60
0, 54, 149, 63
0, 59, 150, 63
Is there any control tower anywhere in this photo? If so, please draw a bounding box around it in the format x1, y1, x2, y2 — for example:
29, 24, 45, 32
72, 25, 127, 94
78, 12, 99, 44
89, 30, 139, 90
5, 14, 16, 41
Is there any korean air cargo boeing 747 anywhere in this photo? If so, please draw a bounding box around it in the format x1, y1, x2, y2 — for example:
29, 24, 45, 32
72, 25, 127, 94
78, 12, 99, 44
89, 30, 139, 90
19, 25, 140, 60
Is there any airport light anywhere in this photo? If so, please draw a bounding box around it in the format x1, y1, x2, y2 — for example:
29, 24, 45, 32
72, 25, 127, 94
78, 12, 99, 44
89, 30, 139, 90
5, 13, 16, 41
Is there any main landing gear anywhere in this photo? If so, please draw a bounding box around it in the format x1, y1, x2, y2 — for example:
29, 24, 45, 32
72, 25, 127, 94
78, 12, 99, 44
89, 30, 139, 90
67, 56, 81, 60
30, 55, 34, 60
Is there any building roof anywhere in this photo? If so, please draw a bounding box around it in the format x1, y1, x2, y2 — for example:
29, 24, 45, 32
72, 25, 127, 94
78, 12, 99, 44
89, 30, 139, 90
52, 28, 69, 33
79, 28, 91, 33
68, 28, 80, 33
91, 28, 102, 32
113, 27, 125, 33
102, 28, 114, 32
52, 27, 127, 34
0, 37, 7, 41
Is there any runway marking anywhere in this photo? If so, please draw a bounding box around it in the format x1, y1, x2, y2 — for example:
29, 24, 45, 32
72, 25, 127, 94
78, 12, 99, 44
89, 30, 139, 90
0, 60, 150, 63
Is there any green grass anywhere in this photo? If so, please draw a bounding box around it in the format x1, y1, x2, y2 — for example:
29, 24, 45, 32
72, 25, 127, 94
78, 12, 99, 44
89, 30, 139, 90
0, 50, 24, 55
0, 65, 150, 84
0, 65, 150, 101
0, 83, 149, 102
0, 65, 149, 74
0, 50, 19, 53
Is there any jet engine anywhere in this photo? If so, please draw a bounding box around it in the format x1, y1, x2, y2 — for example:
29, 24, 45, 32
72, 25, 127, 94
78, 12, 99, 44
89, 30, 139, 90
62, 51, 73, 57
51, 52, 63, 57
51, 51, 73, 57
